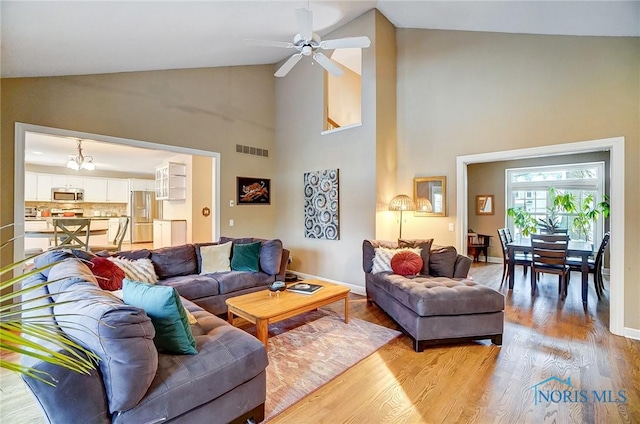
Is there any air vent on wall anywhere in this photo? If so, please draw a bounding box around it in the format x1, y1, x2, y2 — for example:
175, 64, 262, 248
236, 144, 269, 158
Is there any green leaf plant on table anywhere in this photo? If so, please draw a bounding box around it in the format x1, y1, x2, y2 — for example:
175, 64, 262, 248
1, 224, 99, 386
506, 207, 538, 238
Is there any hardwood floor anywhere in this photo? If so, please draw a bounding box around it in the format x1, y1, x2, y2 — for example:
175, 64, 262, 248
1, 263, 638, 423
272, 264, 639, 423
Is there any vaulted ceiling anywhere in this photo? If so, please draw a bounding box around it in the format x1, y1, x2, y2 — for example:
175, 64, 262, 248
2, 1, 638, 78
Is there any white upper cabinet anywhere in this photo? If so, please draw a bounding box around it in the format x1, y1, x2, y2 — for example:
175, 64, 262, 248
107, 179, 129, 203
83, 178, 108, 202
129, 178, 155, 192
25, 172, 38, 201
155, 162, 186, 201
36, 174, 53, 201
50, 175, 83, 188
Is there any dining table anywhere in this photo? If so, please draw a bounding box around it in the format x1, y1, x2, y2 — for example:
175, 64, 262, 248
507, 238, 594, 304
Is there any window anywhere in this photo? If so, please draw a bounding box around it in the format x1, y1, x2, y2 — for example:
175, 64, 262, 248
324, 49, 362, 131
506, 162, 606, 245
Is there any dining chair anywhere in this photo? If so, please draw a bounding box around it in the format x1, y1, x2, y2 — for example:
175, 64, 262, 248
497, 228, 530, 284
89, 216, 130, 253
567, 232, 610, 299
52, 218, 92, 251
530, 234, 570, 298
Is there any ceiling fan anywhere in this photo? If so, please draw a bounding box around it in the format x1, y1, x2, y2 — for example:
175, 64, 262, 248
245, 8, 371, 78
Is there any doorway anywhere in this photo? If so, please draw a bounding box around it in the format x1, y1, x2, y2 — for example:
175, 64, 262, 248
13, 122, 221, 261
456, 136, 625, 337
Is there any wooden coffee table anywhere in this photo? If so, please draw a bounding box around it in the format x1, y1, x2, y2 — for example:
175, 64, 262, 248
226, 279, 350, 350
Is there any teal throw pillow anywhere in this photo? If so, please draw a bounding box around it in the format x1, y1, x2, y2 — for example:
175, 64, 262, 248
230, 241, 262, 272
122, 278, 197, 355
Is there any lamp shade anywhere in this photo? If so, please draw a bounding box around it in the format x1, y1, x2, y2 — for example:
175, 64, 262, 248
388, 194, 416, 211
416, 197, 433, 212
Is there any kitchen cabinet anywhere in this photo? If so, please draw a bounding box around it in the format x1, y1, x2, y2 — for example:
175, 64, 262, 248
155, 162, 186, 200
129, 179, 155, 192
83, 178, 108, 202
24, 220, 52, 252
36, 175, 53, 201
25, 172, 38, 201
107, 179, 129, 203
153, 219, 186, 249
51, 175, 83, 189
82, 178, 129, 203
89, 219, 109, 245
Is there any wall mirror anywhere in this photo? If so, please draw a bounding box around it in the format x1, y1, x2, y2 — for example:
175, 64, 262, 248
476, 194, 494, 215
413, 176, 446, 217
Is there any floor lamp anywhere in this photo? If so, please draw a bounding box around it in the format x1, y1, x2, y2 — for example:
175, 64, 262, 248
389, 194, 416, 240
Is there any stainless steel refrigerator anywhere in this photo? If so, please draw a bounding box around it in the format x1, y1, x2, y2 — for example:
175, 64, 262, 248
130, 191, 162, 243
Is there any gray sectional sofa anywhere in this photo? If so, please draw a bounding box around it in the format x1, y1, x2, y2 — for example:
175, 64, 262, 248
363, 239, 505, 352
20, 237, 289, 423
114, 236, 289, 315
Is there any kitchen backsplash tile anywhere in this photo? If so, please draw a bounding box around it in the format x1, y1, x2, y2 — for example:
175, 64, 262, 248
25, 201, 127, 217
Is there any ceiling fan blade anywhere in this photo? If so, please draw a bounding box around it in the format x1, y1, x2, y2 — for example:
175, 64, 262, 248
313, 53, 344, 77
295, 8, 313, 41
244, 39, 294, 49
275, 53, 303, 77
319, 36, 371, 50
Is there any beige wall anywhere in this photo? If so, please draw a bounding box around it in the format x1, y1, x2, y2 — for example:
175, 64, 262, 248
1, 66, 277, 248
326, 64, 361, 128
191, 155, 213, 243
467, 152, 610, 259
274, 10, 382, 288
396, 29, 639, 328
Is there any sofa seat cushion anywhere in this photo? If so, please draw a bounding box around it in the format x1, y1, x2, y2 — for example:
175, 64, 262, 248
370, 273, 504, 317
213, 271, 273, 295
113, 300, 268, 424
151, 244, 197, 279
157, 274, 220, 300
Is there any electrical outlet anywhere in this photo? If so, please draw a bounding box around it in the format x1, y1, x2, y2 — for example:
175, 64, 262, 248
448, 223, 455, 232
229, 200, 234, 207
229, 219, 234, 227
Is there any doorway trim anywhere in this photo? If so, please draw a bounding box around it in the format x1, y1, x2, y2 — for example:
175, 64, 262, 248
13, 122, 221, 263
455, 136, 625, 337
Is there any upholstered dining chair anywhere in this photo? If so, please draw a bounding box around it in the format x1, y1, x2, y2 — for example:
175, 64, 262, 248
567, 232, 610, 299
53, 218, 91, 251
89, 216, 130, 253
530, 234, 570, 298
497, 228, 530, 285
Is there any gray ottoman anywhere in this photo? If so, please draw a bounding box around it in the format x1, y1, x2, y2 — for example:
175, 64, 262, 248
366, 273, 504, 351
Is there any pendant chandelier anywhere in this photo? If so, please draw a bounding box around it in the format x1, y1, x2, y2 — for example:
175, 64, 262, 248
67, 139, 95, 171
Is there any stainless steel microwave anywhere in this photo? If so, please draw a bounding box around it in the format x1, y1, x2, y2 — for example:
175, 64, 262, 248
51, 187, 84, 203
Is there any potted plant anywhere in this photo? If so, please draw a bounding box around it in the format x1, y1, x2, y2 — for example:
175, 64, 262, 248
1, 228, 98, 385
506, 207, 537, 238
537, 188, 575, 234
571, 194, 609, 241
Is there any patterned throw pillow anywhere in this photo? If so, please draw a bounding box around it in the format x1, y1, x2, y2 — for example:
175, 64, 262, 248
107, 257, 158, 284
390, 251, 424, 276
371, 247, 422, 274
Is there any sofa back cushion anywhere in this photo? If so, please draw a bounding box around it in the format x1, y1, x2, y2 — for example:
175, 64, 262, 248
151, 244, 197, 279
429, 246, 459, 278
50, 260, 158, 414
113, 249, 151, 261
362, 240, 398, 273
219, 237, 283, 276
398, 238, 434, 275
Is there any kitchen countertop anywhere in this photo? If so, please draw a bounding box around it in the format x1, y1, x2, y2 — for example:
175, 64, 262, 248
25, 217, 123, 221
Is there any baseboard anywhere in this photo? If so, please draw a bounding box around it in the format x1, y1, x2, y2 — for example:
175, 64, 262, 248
624, 327, 640, 341
290, 271, 366, 296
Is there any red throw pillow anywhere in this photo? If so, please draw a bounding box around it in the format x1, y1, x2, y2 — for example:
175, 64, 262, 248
391, 251, 424, 276
89, 257, 125, 291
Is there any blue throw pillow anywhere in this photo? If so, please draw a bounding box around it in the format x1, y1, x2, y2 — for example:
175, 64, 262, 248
122, 279, 197, 355
230, 241, 262, 272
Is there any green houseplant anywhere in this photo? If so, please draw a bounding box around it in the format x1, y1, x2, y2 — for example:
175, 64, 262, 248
1, 228, 98, 386
506, 207, 537, 238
